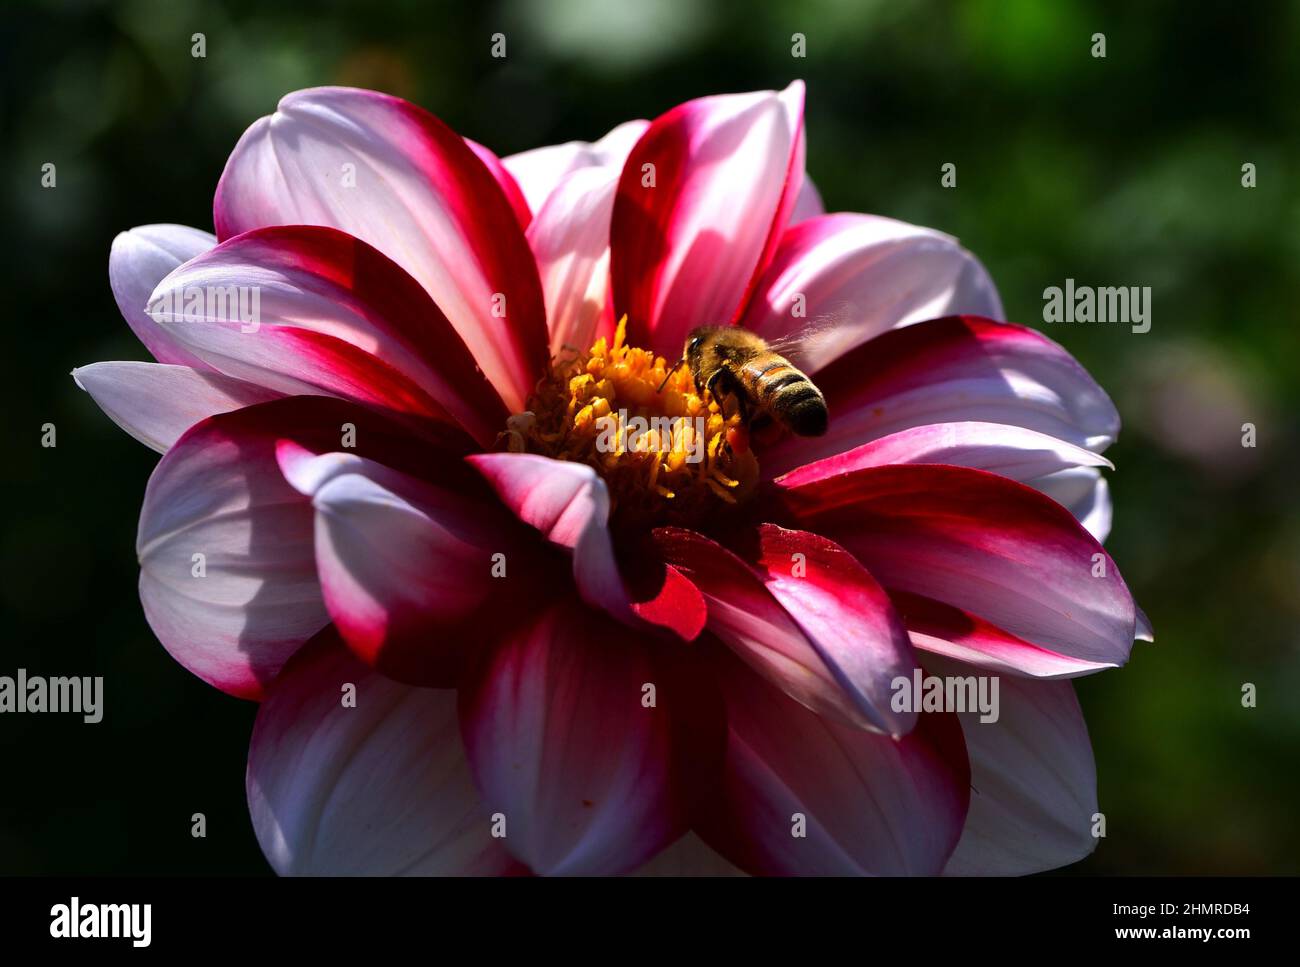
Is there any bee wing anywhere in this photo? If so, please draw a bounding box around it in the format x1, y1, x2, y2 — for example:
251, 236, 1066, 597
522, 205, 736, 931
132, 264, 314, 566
761, 314, 846, 367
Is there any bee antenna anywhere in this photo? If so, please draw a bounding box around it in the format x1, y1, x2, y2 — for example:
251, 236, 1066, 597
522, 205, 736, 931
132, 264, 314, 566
657, 358, 685, 393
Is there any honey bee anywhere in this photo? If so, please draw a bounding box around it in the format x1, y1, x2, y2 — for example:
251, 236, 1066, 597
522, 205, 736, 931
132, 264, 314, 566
663, 325, 829, 438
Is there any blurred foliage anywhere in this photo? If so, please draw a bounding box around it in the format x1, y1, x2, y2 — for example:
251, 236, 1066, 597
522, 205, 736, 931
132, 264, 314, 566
1, 0, 1297, 874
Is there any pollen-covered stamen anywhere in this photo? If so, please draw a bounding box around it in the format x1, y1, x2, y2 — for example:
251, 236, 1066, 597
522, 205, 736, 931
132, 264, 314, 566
500, 317, 759, 529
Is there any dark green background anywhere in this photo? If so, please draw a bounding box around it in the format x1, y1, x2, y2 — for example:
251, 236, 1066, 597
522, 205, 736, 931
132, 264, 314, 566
2, 0, 1296, 874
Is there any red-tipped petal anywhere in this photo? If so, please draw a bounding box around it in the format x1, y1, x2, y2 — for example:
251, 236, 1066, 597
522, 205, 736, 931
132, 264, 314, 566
771, 463, 1138, 673
735, 523, 918, 734
146, 225, 507, 446
771, 420, 1116, 540
612, 82, 805, 357
214, 87, 548, 410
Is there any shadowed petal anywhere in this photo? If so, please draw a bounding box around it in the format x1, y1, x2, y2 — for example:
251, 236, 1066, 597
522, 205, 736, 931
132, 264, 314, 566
1035, 466, 1113, 543
248, 632, 524, 875
109, 223, 216, 368
137, 397, 454, 699
458, 601, 717, 875
890, 591, 1117, 679
73, 361, 280, 453
926, 654, 1099, 876
695, 647, 969, 876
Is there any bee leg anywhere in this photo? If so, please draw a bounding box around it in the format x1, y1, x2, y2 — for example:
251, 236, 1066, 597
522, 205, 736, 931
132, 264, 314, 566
702, 370, 730, 457
710, 370, 750, 462
704, 369, 723, 402
733, 383, 750, 425
712, 369, 746, 422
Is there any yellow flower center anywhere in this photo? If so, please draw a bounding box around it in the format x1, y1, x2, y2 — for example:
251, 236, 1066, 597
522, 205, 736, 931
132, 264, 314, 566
500, 317, 760, 532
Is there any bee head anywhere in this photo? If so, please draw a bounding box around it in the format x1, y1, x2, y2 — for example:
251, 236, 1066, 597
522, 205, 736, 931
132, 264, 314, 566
684, 330, 707, 368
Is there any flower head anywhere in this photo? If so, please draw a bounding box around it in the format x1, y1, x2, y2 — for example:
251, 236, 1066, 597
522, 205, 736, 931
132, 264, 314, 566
76, 82, 1147, 876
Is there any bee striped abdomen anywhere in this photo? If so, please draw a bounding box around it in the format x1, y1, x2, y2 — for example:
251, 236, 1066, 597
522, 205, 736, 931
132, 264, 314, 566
753, 359, 828, 437
760, 368, 805, 397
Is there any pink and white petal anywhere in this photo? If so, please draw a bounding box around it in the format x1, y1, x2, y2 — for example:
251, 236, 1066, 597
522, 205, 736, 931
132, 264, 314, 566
923, 655, 1099, 876
248, 633, 522, 875
278, 446, 534, 687
789, 175, 824, 225
739, 523, 917, 735
652, 526, 911, 733
465, 137, 532, 229
695, 647, 969, 876
73, 361, 281, 453
773, 463, 1138, 671
764, 315, 1121, 475
503, 119, 649, 214
147, 225, 506, 445
467, 453, 632, 623
458, 602, 692, 876
213, 87, 547, 410
773, 421, 1112, 488
740, 214, 1003, 369
1033, 466, 1113, 543
612, 82, 805, 356
137, 396, 450, 699
891, 591, 1117, 679
528, 165, 621, 355
137, 412, 325, 699
109, 224, 216, 369
633, 832, 747, 877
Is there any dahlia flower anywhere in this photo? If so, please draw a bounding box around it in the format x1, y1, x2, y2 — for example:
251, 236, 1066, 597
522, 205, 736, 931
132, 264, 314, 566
76, 82, 1149, 876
